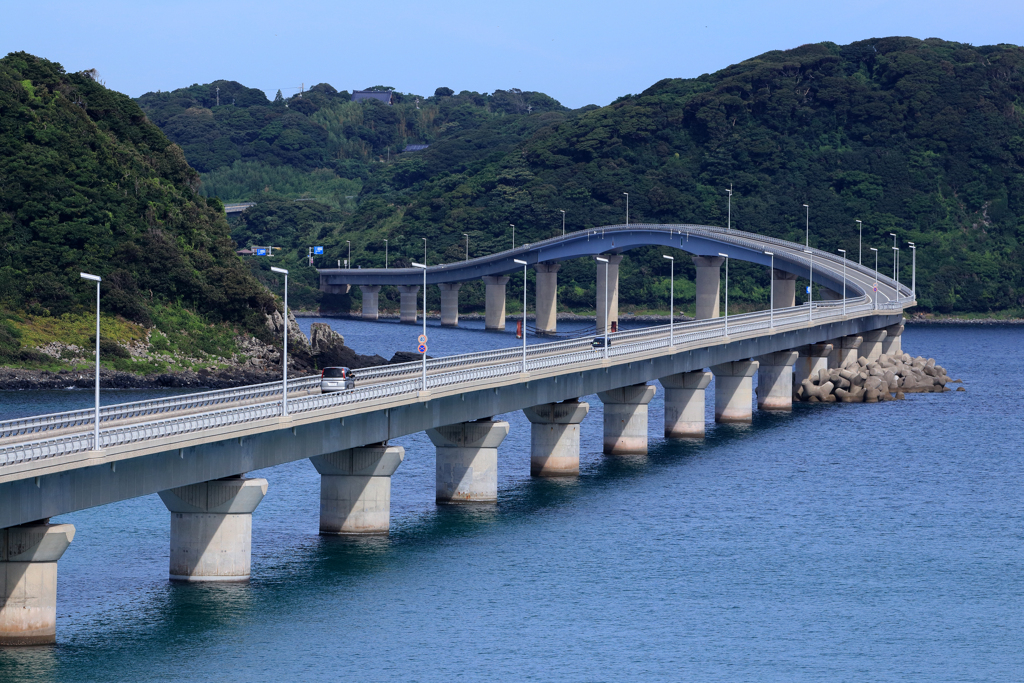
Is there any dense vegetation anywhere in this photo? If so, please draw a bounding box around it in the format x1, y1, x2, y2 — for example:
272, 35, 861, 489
165, 38, 1024, 316
0, 53, 277, 366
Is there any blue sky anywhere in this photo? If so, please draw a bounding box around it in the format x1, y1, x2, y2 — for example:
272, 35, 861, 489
3, 0, 1022, 107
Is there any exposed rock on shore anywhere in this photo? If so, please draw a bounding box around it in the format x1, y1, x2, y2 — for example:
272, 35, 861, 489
796, 353, 953, 404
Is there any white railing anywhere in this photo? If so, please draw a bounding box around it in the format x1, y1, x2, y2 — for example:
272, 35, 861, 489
0, 293, 907, 469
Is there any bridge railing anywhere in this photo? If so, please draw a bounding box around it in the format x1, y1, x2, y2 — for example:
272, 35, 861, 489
0, 294, 901, 469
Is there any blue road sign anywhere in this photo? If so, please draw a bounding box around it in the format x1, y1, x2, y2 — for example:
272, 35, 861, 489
418, 344, 427, 354
256, 248, 267, 256
806, 286, 812, 293
314, 246, 324, 255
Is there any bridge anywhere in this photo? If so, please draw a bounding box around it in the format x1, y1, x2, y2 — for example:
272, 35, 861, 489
0, 223, 911, 645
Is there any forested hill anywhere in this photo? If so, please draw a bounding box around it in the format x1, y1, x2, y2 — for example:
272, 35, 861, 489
0, 52, 276, 365
339, 37, 1024, 314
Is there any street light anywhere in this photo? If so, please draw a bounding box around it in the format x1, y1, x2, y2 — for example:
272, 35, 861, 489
870, 247, 879, 310
726, 185, 733, 230
384, 239, 388, 268
662, 255, 674, 346
909, 242, 916, 296
718, 252, 729, 336
763, 252, 774, 329
80, 272, 102, 451
270, 266, 289, 416
422, 237, 427, 264
514, 258, 528, 373
463, 233, 469, 260
412, 262, 428, 391
803, 204, 810, 247
595, 256, 610, 359
347, 241, 351, 268
892, 246, 900, 302
889, 232, 897, 281
623, 193, 629, 225
838, 249, 847, 316
510, 224, 515, 250
560, 209, 566, 237
856, 220, 863, 265
803, 249, 813, 321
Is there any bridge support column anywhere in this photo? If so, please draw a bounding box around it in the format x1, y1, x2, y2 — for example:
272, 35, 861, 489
661, 371, 712, 438
398, 285, 420, 324
534, 263, 560, 335
310, 445, 404, 534
523, 401, 589, 476
794, 344, 833, 389
596, 255, 623, 334
0, 523, 75, 646
860, 329, 888, 362
711, 360, 759, 422
829, 335, 862, 368
754, 351, 799, 411
483, 276, 510, 330
159, 477, 267, 582
429, 420, 509, 502
438, 283, 461, 327
692, 256, 725, 319
772, 270, 797, 309
882, 323, 904, 356
359, 285, 381, 320
598, 384, 656, 454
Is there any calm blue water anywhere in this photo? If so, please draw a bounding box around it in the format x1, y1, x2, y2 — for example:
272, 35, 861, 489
0, 323, 1021, 682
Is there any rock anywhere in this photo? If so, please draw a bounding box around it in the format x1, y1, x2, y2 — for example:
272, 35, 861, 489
389, 351, 433, 365
956, 386, 966, 392
896, 391, 905, 400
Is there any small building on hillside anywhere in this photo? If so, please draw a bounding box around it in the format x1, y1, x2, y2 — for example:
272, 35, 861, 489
351, 90, 393, 105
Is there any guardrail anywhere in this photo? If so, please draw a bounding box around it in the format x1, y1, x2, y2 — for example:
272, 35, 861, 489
0, 293, 908, 469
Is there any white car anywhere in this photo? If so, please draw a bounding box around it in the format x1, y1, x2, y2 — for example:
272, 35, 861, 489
321, 367, 355, 392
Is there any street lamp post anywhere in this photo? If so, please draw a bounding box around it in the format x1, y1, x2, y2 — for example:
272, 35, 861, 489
80, 272, 102, 450
856, 220, 863, 265
510, 224, 515, 250
889, 232, 897, 281
560, 210, 566, 236
463, 233, 469, 260
662, 255, 674, 346
892, 247, 900, 303
347, 241, 351, 268
412, 262, 428, 391
909, 242, 916, 296
270, 266, 289, 416
623, 193, 629, 225
870, 247, 879, 310
384, 239, 388, 268
764, 251, 774, 329
838, 249, 847, 316
596, 257, 609, 359
422, 238, 427, 265
803, 249, 813, 321
718, 252, 729, 336
727, 185, 733, 230
514, 259, 528, 373
803, 204, 810, 247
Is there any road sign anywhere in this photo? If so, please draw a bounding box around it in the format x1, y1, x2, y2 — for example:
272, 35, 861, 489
806, 286, 811, 293
256, 248, 267, 256
417, 344, 427, 354
873, 286, 878, 292
418, 334, 428, 344
314, 246, 323, 255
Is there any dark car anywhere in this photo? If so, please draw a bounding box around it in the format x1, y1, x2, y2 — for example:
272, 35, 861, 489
591, 337, 611, 349
321, 367, 355, 392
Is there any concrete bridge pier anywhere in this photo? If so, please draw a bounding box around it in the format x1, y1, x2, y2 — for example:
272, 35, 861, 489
692, 256, 725, 319
0, 523, 75, 646
429, 420, 509, 502
772, 270, 797, 309
828, 335, 862, 368
483, 276, 510, 330
158, 477, 267, 582
534, 263, 560, 335
598, 384, 656, 454
359, 285, 381, 320
661, 371, 712, 438
523, 400, 589, 476
439, 283, 462, 327
755, 351, 799, 410
310, 445, 405, 534
794, 343, 833, 389
398, 285, 420, 324
860, 329, 888, 361
596, 255, 623, 333
882, 323, 904, 356
711, 360, 759, 422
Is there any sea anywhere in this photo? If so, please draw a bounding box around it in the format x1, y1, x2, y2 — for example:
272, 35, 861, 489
0, 321, 1020, 682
